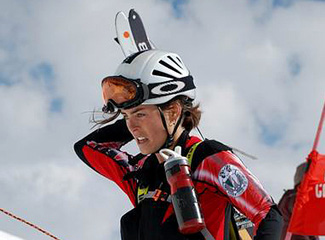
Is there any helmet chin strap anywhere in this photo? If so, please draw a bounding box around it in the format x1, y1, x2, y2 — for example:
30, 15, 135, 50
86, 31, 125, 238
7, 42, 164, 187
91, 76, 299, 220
157, 106, 183, 150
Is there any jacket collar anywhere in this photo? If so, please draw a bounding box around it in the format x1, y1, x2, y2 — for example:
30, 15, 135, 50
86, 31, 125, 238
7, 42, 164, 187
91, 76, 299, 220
174, 130, 202, 156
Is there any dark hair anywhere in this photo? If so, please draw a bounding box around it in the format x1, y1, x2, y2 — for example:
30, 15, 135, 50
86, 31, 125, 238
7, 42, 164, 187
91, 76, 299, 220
159, 96, 201, 132
91, 109, 121, 128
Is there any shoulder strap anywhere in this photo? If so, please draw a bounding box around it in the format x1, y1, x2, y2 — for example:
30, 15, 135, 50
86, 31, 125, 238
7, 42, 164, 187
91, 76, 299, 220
189, 139, 232, 173
186, 141, 219, 240
186, 141, 203, 167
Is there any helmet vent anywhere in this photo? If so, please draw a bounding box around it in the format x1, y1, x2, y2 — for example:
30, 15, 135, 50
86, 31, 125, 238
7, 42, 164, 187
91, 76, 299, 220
158, 60, 182, 75
167, 56, 183, 70
176, 56, 183, 65
152, 70, 175, 79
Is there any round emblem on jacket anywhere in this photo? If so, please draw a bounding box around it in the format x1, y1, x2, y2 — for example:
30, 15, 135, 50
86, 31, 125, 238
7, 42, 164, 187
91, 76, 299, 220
218, 164, 248, 197
151, 81, 185, 95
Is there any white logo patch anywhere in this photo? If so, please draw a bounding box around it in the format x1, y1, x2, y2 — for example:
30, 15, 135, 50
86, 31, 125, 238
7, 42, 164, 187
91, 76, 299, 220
138, 42, 148, 51
218, 164, 248, 197
151, 81, 185, 95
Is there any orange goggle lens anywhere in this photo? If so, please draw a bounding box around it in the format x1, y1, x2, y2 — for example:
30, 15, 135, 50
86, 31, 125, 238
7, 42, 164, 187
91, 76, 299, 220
101, 77, 137, 105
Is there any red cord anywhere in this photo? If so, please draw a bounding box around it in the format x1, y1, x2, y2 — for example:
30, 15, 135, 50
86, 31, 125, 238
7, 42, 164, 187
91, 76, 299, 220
0, 208, 62, 240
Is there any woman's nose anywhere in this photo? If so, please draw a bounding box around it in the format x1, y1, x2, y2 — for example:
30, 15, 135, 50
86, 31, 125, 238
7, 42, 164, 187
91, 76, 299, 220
126, 116, 139, 131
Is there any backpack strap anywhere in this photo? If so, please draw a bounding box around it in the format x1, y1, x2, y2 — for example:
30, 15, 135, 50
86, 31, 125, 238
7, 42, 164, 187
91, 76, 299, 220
186, 141, 203, 166
186, 141, 217, 240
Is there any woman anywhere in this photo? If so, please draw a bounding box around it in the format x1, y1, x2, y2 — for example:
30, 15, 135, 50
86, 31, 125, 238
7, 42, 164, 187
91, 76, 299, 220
74, 49, 283, 239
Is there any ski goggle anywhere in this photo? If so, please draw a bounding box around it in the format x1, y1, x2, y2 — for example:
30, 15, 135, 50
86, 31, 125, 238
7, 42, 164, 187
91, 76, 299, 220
101, 76, 146, 113
101, 75, 195, 113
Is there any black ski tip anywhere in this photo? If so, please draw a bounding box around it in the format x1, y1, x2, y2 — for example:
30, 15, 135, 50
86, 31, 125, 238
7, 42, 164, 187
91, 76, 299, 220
128, 9, 141, 22
129, 9, 136, 16
114, 37, 120, 45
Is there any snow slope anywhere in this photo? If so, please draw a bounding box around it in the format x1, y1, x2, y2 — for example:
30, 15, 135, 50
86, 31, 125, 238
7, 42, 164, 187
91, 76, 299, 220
0, 231, 25, 240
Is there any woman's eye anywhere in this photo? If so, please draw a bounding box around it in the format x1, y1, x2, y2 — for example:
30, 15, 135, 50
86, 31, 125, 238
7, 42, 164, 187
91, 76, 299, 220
136, 112, 145, 118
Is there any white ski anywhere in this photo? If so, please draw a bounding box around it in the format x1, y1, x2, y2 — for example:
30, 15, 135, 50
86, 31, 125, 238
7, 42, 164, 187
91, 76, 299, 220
115, 11, 138, 57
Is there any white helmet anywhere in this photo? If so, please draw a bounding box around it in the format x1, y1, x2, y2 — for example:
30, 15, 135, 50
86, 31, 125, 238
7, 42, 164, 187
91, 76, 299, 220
102, 50, 195, 112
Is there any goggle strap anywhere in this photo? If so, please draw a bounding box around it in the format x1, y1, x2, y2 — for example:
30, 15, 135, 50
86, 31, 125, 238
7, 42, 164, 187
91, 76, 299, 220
142, 84, 150, 101
147, 75, 195, 99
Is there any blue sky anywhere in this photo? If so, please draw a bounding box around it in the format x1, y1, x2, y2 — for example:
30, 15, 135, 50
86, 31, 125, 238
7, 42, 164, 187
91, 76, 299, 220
166, 0, 189, 17
29, 62, 63, 112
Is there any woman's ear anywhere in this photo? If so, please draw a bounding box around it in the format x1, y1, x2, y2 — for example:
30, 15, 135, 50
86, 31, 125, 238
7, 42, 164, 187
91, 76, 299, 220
165, 101, 182, 125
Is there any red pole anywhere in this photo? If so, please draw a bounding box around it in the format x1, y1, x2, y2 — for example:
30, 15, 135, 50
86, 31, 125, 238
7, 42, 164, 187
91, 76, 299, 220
312, 99, 325, 151
285, 99, 325, 240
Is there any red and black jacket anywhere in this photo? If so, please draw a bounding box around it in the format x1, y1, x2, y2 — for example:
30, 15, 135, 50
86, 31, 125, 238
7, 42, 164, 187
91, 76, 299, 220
74, 119, 283, 240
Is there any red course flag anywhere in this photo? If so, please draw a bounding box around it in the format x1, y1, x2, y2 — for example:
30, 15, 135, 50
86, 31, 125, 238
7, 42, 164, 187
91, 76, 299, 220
288, 100, 325, 236
288, 151, 325, 235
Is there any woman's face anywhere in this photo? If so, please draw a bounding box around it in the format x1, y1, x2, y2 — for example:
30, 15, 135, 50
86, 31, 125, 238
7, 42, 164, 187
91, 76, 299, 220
121, 105, 168, 155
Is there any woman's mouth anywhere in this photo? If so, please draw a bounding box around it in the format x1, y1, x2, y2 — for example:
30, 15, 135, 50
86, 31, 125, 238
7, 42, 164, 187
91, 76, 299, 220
136, 137, 148, 144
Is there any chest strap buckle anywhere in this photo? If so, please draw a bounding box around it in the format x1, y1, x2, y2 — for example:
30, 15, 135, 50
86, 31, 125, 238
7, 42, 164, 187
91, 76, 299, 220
152, 189, 170, 201
140, 189, 171, 202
